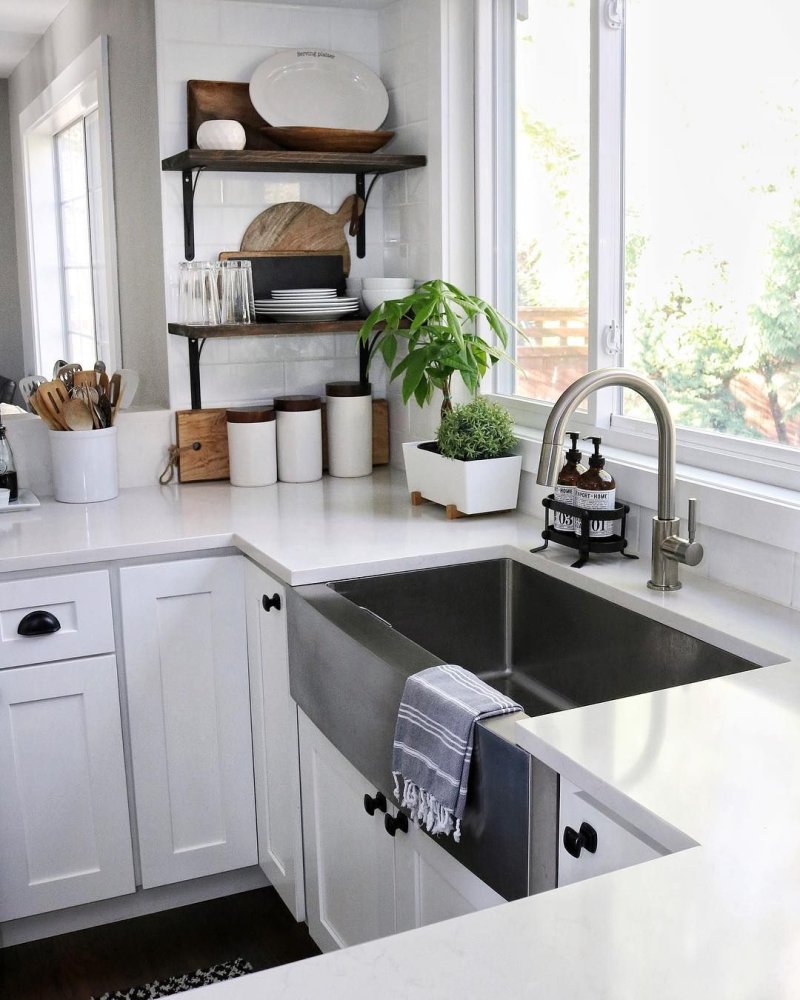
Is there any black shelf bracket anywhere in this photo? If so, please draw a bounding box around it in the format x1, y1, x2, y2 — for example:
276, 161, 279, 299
354, 173, 366, 258
181, 167, 205, 260
188, 337, 205, 409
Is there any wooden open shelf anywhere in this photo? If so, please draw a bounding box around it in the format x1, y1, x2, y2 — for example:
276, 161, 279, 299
161, 148, 426, 175
168, 319, 364, 339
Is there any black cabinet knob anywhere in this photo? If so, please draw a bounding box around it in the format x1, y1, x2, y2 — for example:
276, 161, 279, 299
363, 792, 387, 816
17, 610, 61, 637
563, 821, 598, 859
262, 593, 281, 613
384, 812, 409, 837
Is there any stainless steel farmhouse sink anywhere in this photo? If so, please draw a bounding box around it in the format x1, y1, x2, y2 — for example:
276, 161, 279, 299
288, 558, 765, 903
326, 559, 761, 715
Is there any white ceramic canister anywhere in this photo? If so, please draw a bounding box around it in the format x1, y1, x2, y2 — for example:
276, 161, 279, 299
48, 426, 118, 503
226, 406, 277, 487
325, 381, 372, 478
274, 395, 323, 483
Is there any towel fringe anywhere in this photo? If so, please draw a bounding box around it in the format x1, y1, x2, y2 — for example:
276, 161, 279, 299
392, 772, 462, 843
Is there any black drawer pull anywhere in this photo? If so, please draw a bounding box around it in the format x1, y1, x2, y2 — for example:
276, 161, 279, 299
363, 792, 387, 816
384, 812, 409, 837
563, 821, 598, 859
17, 610, 62, 637
262, 593, 281, 613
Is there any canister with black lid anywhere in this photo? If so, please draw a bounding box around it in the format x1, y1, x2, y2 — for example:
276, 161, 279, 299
325, 381, 372, 478
226, 406, 277, 487
274, 395, 323, 483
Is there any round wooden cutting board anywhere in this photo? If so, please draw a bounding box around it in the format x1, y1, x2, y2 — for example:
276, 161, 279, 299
240, 195, 364, 275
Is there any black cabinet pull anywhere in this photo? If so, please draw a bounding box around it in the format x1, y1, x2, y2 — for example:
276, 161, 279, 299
17, 610, 61, 637
563, 821, 598, 859
262, 593, 281, 613
384, 812, 409, 837
363, 792, 387, 816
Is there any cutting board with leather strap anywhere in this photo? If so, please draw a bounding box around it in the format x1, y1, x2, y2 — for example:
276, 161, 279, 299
175, 409, 229, 482
240, 195, 363, 275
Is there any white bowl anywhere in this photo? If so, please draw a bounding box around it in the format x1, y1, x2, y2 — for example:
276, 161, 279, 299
362, 278, 415, 289
196, 119, 246, 150
362, 289, 410, 313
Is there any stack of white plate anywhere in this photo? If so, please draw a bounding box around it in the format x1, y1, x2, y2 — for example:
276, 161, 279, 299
255, 288, 360, 323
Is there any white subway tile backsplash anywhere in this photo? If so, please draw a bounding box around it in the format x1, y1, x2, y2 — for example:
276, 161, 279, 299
329, 10, 379, 52
159, 0, 222, 42
284, 358, 360, 396
203, 361, 286, 405
158, 0, 434, 436
220, 3, 332, 48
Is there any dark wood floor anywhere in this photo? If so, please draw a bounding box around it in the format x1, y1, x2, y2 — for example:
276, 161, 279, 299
0, 887, 320, 1000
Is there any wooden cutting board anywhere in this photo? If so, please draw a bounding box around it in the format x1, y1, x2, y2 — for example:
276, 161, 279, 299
175, 409, 230, 482
240, 195, 363, 275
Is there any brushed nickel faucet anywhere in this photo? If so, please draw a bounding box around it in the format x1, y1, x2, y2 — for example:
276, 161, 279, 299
536, 368, 703, 591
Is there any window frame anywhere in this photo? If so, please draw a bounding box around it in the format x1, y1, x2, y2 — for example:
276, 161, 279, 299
481, 0, 800, 494
18, 36, 120, 378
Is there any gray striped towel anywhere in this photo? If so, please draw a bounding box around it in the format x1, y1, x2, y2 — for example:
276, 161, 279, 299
392, 664, 522, 842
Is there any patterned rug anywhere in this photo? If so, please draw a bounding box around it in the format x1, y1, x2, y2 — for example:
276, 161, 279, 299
90, 957, 253, 999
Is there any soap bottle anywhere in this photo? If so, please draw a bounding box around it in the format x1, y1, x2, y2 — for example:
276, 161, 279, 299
553, 432, 584, 533
575, 437, 615, 539
0, 422, 18, 502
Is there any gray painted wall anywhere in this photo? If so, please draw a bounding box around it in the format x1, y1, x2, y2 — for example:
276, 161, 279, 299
8, 0, 168, 407
0, 80, 22, 392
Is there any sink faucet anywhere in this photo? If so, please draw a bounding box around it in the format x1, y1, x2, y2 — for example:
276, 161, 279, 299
536, 368, 703, 591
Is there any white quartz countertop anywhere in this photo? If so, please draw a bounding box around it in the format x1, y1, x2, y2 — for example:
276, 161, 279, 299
4, 470, 800, 999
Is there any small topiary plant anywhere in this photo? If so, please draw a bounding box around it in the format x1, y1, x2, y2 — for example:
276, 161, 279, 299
435, 397, 517, 462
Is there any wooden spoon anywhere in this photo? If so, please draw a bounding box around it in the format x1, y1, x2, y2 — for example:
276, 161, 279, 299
107, 373, 123, 425
38, 380, 71, 430
28, 389, 60, 430
63, 398, 94, 431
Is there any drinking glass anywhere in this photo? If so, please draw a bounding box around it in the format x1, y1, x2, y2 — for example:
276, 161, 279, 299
219, 260, 255, 324
178, 261, 221, 325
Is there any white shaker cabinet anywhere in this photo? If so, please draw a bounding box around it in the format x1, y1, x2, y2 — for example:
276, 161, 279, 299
298, 710, 504, 954
0, 655, 135, 921
299, 709, 395, 951
244, 560, 304, 920
558, 777, 668, 887
120, 556, 257, 889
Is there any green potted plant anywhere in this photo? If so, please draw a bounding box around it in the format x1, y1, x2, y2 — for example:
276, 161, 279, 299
359, 280, 522, 516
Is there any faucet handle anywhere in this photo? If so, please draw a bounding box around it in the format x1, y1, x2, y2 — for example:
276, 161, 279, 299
660, 498, 704, 568
688, 497, 697, 543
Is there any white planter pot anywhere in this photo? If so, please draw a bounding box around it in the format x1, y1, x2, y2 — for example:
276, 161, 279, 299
402, 441, 522, 515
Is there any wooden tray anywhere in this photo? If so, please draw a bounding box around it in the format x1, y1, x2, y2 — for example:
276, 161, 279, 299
187, 80, 277, 150
260, 126, 395, 153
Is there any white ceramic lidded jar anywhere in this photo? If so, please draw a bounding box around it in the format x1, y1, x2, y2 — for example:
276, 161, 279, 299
226, 407, 277, 487
325, 381, 372, 478
274, 395, 323, 483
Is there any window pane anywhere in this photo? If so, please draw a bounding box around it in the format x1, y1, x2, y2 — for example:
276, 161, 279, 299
56, 117, 98, 368
513, 1, 590, 403
624, 0, 800, 447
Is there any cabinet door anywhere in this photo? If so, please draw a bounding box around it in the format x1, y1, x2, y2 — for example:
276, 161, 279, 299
245, 560, 304, 920
298, 710, 395, 952
558, 777, 667, 887
0, 656, 135, 921
394, 821, 505, 933
120, 557, 257, 888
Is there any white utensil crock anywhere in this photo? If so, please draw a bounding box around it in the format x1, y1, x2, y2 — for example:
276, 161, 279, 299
49, 427, 119, 503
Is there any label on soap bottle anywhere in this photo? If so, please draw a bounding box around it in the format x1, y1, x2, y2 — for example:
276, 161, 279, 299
553, 484, 576, 532
575, 488, 616, 538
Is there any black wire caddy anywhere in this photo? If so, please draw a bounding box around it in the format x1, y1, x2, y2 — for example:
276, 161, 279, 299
531, 494, 639, 569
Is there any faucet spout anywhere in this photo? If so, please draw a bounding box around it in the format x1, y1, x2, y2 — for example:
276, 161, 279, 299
536, 368, 699, 590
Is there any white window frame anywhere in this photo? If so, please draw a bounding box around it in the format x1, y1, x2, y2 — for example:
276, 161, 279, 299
480, 0, 800, 496
18, 36, 121, 377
